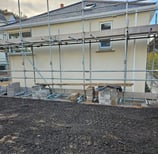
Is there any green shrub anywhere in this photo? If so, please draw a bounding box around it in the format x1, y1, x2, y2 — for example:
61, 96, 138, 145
147, 52, 158, 77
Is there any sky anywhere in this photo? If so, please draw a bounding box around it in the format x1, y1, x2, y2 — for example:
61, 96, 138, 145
0, 0, 157, 18
0, 0, 80, 17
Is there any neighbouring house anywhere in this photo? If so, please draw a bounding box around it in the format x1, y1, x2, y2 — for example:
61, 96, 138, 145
0, 11, 16, 25
4, 13, 16, 24
0, 14, 7, 81
0, 1, 158, 93
0, 14, 7, 26
0, 53, 7, 80
0, 11, 16, 82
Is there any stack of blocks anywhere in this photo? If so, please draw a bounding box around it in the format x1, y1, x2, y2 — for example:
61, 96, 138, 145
7, 82, 21, 97
86, 86, 94, 103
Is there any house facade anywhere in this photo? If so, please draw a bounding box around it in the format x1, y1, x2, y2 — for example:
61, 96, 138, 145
0, 1, 157, 92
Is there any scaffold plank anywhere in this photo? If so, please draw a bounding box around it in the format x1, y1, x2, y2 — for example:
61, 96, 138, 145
36, 82, 133, 87
0, 24, 158, 49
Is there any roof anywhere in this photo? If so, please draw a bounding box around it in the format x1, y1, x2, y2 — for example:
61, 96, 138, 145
0, 1, 157, 30
0, 14, 6, 22
4, 13, 15, 20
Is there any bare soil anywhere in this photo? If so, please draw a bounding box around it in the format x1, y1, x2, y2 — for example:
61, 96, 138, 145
0, 97, 158, 154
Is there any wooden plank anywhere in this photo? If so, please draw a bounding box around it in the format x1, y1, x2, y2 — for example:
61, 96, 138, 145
86, 28, 125, 40
1, 24, 158, 48
0, 81, 10, 86
36, 82, 133, 87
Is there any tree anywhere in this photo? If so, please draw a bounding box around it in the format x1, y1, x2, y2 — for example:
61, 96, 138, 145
0, 9, 27, 20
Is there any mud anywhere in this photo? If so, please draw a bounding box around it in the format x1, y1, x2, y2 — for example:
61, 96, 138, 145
0, 97, 158, 154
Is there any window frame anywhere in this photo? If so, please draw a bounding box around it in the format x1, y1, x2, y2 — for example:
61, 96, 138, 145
9, 46, 33, 55
8, 31, 32, 54
9, 31, 32, 39
99, 22, 112, 49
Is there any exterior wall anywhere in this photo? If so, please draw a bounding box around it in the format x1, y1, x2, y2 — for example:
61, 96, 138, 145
8, 54, 35, 87
7, 11, 152, 92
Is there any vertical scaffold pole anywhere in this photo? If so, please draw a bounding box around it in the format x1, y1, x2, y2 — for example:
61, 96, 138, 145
132, 11, 138, 92
89, 22, 92, 84
18, 0, 27, 90
150, 38, 156, 91
58, 29, 63, 90
59, 44, 62, 89
31, 47, 36, 84
82, 0, 86, 97
47, 0, 54, 92
123, 0, 129, 103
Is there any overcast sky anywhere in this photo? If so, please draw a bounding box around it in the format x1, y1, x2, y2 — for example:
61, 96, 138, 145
0, 0, 157, 17
0, 0, 80, 17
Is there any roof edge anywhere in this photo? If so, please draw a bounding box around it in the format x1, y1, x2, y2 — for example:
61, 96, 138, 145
1, 3, 158, 30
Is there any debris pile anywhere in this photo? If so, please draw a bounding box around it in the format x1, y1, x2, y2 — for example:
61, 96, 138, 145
0, 82, 158, 107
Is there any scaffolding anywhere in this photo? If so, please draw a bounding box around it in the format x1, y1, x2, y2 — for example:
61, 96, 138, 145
0, 0, 158, 102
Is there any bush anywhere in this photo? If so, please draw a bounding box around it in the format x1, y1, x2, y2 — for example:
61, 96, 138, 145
147, 52, 158, 78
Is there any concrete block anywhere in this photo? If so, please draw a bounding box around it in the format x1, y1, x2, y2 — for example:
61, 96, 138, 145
7, 82, 21, 97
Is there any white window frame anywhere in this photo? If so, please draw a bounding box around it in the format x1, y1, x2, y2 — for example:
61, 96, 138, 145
9, 31, 31, 39
8, 31, 32, 54
99, 22, 112, 49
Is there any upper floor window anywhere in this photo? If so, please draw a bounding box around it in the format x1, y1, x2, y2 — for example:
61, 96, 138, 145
100, 22, 112, 49
84, 3, 96, 10
8, 31, 32, 54
8, 46, 32, 55
9, 31, 31, 39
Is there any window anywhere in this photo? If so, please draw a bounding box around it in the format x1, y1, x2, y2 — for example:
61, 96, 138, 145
8, 31, 32, 54
0, 65, 6, 70
100, 22, 112, 49
9, 47, 32, 54
84, 3, 96, 10
9, 31, 31, 39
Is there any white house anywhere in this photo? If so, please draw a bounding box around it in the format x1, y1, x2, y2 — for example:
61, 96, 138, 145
0, 1, 158, 93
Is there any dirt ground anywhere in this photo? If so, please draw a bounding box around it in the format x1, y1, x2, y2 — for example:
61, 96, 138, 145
0, 97, 158, 154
